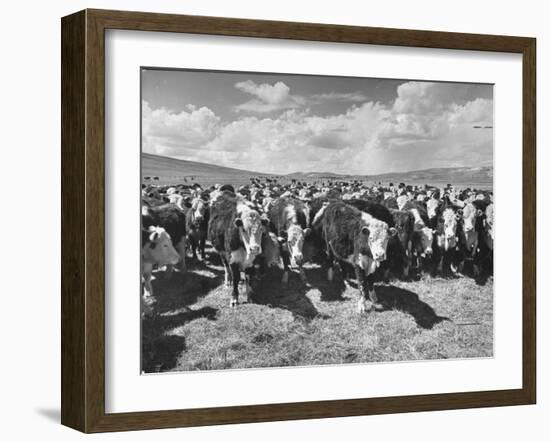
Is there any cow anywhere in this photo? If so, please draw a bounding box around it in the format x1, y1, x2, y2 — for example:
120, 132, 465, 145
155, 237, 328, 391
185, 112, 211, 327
387, 209, 415, 278
142, 203, 188, 274
141, 226, 180, 315
433, 206, 460, 275
208, 194, 268, 307
313, 201, 390, 313
402, 201, 434, 268
186, 197, 210, 261
268, 197, 311, 284
456, 202, 484, 275
426, 197, 441, 229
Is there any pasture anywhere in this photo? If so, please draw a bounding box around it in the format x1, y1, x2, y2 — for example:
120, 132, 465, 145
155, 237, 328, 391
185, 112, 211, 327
142, 253, 493, 373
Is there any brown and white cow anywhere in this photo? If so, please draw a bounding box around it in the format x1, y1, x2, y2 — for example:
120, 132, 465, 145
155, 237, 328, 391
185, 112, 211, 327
141, 226, 181, 316
268, 197, 311, 284
208, 194, 268, 307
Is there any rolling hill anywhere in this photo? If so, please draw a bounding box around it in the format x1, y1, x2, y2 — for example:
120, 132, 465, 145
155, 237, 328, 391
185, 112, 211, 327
142, 153, 493, 189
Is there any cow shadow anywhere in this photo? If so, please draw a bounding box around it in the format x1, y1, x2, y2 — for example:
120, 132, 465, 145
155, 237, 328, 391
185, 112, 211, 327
303, 265, 348, 302
252, 268, 328, 321
142, 306, 218, 372
375, 285, 449, 330
151, 267, 223, 313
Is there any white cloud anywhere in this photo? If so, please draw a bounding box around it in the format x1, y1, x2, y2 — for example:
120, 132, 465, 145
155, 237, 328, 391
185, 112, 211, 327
143, 81, 493, 174
234, 80, 305, 113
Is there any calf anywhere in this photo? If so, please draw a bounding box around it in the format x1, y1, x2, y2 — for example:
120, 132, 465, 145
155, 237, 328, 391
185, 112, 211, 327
313, 202, 390, 314
268, 197, 311, 284
142, 203, 188, 273
186, 197, 209, 260
141, 226, 181, 315
208, 194, 268, 307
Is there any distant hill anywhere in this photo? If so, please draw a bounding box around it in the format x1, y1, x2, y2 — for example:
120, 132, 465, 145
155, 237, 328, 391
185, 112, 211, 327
142, 153, 492, 189
142, 153, 277, 187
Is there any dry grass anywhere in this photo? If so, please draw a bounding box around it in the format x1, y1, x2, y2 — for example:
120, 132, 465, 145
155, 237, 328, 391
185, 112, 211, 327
142, 254, 493, 373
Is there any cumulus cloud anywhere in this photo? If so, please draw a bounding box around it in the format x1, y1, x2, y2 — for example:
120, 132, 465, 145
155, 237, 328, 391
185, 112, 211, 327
143, 81, 493, 174
142, 101, 220, 156
234, 80, 305, 113
310, 92, 368, 103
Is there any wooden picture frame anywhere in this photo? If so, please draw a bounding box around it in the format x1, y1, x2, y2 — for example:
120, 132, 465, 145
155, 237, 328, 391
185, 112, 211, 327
61, 9, 536, 433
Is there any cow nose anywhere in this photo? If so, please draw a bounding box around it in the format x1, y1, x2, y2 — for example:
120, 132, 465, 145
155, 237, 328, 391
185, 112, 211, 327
374, 251, 386, 261
250, 245, 261, 254
294, 254, 303, 264
426, 248, 433, 256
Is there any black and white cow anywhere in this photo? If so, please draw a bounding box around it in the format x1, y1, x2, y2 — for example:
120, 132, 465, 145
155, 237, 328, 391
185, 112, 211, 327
208, 194, 268, 307
313, 202, 390, 313
268, 197, 311, 284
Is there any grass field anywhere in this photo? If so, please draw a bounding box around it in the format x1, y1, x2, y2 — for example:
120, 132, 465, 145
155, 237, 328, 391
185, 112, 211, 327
142, 253, 493, 373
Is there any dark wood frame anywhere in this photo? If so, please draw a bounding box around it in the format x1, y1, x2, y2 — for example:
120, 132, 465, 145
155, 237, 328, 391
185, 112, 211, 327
61, 8, 536, 433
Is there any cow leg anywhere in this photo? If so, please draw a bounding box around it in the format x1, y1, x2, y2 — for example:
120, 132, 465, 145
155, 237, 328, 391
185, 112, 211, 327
355, 265, 371, 314
280, 249, 291, 285
244, 267, 254, 303
220, 254, 231, 287
298, 265, 307, 283
229, 263, 240, 307
199, 235, 206, 261
176, 238, 187, 273
366, 274, 383, 311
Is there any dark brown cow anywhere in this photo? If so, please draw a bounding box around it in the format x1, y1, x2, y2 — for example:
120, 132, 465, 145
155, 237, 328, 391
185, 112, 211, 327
313, 202, 390, 313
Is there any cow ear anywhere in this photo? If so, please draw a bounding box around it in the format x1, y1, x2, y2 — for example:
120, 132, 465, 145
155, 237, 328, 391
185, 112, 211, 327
456, 209, 463, 216
304, 227, 312, 236
477, 209, 484, 217
361, 226, 369, 235
389, 227, 398, 236
234, 218, 243, 228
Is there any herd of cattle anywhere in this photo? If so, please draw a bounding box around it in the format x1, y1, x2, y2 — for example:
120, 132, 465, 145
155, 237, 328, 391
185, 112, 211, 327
141, 177, 494, 316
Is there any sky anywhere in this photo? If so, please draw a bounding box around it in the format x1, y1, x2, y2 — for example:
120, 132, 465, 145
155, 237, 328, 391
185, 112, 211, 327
141, 68, 493, 175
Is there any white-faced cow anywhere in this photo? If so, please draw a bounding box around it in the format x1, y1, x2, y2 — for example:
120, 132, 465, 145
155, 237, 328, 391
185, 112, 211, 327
402, 201, 435, 271
433, 206, 460, 274
186, 197, 210, 261
142, 203, 188, 274
268, 197, 311, 284
313, 202, 390, 314
208, 194, 268, 307
141, 226, 180, 315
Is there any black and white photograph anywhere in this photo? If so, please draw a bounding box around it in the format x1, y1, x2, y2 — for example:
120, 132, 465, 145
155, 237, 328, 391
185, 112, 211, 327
140, 68, 494, 373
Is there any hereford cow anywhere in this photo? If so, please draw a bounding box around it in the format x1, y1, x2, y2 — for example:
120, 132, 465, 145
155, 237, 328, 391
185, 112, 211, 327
268, 197, 311, 284
313, 202, 390, 313
433, 206, 460, 274
208, 194, 268, 307
141, 226, 180, 315
142, 203, 188, 273
456, 202, 483, 275
402, 201, 435, 271
186, 197, 210, 260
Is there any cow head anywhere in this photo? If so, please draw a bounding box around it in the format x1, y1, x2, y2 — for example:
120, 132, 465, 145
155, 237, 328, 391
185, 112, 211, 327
426, 198, 440, 220
437, 208, 458, 251
190, 197, 208, 225
285, 225, 311, 265
461, 203, 481, 232
234, 209, 267, 258
362, 213, 390, 262
415, 226, 434, 257
142, 226, 180, 265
